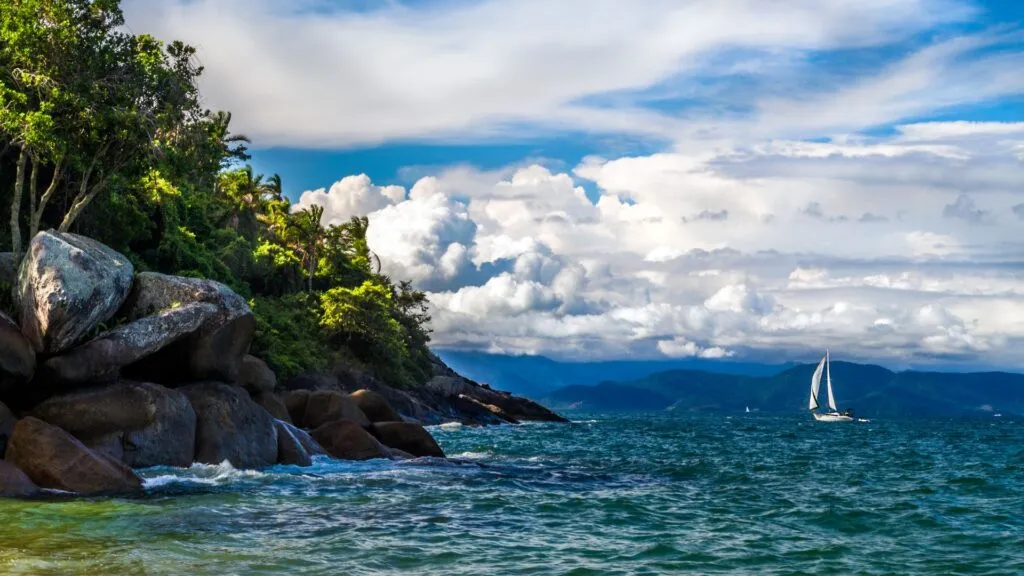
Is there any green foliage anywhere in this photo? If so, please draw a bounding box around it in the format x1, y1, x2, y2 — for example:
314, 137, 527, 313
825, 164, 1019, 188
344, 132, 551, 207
0, 0, 435, 388
250, 295, 331, 380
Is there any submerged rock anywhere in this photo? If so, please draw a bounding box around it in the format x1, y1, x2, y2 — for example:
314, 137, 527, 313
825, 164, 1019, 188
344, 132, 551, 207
16, 231, 134, 354
43, 302, 216, 386
239, 355, 276, 395
370, 422, 445, 458
5, 417, 142, 494
0, 460, 38, 498
311, 420, 388, 461
350, 389, 402, 424
302, 390, 371, 430
124, 273, 256, 383
0, 312, 34, 395
31, 382, 197, 468
274, 420, 312, 466
182, 382, 277, 469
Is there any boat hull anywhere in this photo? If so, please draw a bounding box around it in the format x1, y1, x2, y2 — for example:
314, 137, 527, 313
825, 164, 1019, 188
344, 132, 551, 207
812, 412, 854, 422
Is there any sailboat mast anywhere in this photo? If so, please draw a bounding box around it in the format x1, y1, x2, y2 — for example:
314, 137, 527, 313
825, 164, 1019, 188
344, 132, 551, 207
825, 348, 838, 412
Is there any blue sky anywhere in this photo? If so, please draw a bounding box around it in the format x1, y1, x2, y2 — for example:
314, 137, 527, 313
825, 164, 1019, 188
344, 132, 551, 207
126, 0, 1024, 367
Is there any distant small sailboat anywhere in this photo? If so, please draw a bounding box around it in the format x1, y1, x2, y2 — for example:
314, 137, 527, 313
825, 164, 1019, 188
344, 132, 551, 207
809, 349, 854, 422
745, 406, 750, 413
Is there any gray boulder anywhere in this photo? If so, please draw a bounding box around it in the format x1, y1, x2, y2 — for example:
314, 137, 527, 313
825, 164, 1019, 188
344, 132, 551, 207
0, 253, 16, 287
43, 302, 216, 386
254, 392, 291, 424
31, 382, 197, 468
16, 231, 134, 354
0, 312, 34, 395
123, 273, 255, 383
5, 416, 142, 494
181, 382, 277, 469
239, 355, 276, 394
274, 420, 312, 466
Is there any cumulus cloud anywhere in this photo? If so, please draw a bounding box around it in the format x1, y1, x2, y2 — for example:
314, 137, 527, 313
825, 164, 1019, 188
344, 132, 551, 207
292, 174, 404, 225
657, 337, 733, 359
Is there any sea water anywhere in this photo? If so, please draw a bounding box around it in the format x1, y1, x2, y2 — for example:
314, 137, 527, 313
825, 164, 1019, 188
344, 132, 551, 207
1, 413, 1022, 575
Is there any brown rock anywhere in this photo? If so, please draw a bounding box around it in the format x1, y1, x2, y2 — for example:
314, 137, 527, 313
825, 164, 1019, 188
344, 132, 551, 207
311, 420, 388, 461
0, 312, 34, 395
5, 417, 142, 494
181, 382, 277, 469
0, 460, 38, 497
43, 302, 216, 386
350, 389, 402, 423
284, 390, 310, 427
123, 272, 256, 383
288, 421, 327, 457
255, 392, 291, 424
239, 355, 276, 394
274, 420, 312, 467
16, 232, 134, 354
303, 390, 370, 429
370, 422, 445, 458
31, 382, 197, 468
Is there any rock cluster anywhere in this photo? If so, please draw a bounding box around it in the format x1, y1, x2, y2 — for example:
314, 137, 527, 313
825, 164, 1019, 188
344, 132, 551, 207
0, 232, 453, 498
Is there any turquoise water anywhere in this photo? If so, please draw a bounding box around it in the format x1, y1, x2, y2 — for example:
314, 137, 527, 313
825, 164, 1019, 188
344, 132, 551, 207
2, 413, 1023, 575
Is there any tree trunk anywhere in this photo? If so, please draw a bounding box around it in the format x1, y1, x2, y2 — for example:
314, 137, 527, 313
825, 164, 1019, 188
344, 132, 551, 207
307, 243, 317, 293
28, 159, 38, 241
10, 148, 27, 257
31, 159, 62, 238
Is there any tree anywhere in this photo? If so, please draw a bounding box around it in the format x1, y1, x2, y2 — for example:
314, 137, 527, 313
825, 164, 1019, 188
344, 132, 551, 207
287, 204, 325, 293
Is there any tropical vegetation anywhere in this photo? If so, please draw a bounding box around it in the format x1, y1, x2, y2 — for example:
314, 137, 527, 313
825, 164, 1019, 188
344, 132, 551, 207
0, 0, 434, 386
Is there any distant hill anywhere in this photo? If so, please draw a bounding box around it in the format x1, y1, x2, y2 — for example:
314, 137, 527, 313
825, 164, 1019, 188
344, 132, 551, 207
433, 350, 795, 398
542, 361, 1024, 418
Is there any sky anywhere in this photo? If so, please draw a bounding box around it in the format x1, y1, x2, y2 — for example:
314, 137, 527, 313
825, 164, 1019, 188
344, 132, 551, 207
122, 0, 1024, 369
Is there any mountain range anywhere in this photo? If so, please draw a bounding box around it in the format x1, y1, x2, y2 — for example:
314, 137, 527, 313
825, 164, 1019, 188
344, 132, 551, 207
434, 350, 1024, 418
433, 350, 794, 397
542, 362, 1024, 418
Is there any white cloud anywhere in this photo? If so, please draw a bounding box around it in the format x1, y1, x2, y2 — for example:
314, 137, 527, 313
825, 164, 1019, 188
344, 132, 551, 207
292, 174, 404, 225
657, 337, 733, 359
122, 0, 981, 147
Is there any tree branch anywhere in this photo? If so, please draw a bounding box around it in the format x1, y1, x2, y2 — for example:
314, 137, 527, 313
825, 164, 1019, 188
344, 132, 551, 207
32, 157, 63, 238
10, 148, 27, 257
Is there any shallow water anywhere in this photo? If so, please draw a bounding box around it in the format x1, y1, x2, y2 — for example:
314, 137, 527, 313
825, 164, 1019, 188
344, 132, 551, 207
1, 413, 1022, 575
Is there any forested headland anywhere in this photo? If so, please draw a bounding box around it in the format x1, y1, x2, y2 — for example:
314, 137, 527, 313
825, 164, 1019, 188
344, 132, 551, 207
0, 0, 434, 387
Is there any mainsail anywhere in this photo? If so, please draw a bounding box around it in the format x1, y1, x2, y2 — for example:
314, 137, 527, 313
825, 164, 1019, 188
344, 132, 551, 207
808, 355, 826, 410
825, 348, 837, 412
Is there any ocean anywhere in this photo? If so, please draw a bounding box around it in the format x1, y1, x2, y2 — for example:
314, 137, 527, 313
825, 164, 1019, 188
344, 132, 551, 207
1, 413, 1022, 575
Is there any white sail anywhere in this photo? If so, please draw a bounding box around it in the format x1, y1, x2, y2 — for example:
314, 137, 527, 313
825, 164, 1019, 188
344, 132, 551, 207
808, 355, 826, 410
825, 348, 837, 412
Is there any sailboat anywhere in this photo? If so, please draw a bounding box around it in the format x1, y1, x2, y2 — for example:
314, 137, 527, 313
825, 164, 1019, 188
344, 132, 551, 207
809, 349, 853, 422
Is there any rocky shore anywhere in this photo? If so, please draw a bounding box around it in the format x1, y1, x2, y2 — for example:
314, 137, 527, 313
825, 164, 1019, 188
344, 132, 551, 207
0, 231, 565, 498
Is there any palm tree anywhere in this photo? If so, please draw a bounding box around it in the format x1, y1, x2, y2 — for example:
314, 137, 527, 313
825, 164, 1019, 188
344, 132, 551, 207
288, 204, 325, 293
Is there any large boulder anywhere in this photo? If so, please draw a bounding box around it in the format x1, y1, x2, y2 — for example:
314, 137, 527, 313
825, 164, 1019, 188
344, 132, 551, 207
42, 302, 216, 386
0, 313, 34, 395
181, 382, 277, 469
310, 420, 388, 461
0, 460, 38, 498
370, 422, 445, 458
303, 390, 371, 429
31, 382, 197, 468
239, 355, 276, 394
350, 389, 402, 424
284, 390, 310, 426
254, 392, 291, 424
16, 231, 134, 354
0, 401, 15, 457
5, 417, 142, 494
274, 420, 312, 467
123, 273, 256, 383
425, 375, 470, 397
282, 372, 338, 391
